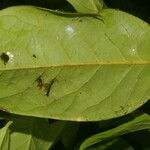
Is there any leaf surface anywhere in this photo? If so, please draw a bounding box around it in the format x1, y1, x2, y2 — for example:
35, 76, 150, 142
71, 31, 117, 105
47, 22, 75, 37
61, 122, 79, 150
79, 113, 150, 150
0, 116, 66, 150
0, 121, 11, 150
66, 0, 104, 13
124, 130, 150, 150
86, 138, 134, 150
0, 6, 150, 121
11, 118, 66, 150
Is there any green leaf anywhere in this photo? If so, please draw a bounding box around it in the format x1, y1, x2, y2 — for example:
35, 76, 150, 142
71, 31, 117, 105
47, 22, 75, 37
9, 118, 66, 150
124, 130, 150, 150
86, 138, 134, 150
79, 113, 150, 150
66, 0, 104, 13
0, 6, 150, 121
0, 121, 11, 150
61, 122, 79, 150
0, 115, 66, 150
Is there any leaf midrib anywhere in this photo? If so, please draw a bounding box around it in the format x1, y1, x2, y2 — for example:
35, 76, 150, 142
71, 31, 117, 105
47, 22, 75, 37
0, 61, 150, 71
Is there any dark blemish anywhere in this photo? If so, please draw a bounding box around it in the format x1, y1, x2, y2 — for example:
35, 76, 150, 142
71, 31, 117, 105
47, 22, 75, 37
79, 92, 82, 95
45, 79, 55, 96
0, 53, 9, 65
36, 76, 43, 89
32, 54, 37, 58
0, 108, 9, 113
79, 19, 83, 22
119, 105, 128, 115
127, 65, 132, 67
120, 106, 125, 111
35, 77, 55, 96
94, 16, 104, 23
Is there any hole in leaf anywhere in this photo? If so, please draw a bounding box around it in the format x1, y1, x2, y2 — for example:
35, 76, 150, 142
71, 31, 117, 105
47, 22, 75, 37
0, 52, 9, 65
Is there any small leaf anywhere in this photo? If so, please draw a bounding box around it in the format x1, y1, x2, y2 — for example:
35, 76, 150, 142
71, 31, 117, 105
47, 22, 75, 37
0, 121, 11, 150
86, 138, 134, 150
66, 0, 104, 13
9, 117, 66, 150
0, 115, 66, 150
79, 113, 150, 150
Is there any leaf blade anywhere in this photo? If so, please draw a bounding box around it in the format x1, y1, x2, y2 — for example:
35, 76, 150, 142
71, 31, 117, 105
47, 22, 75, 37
66, 0, 104, 13
79, 113, 150, 150
0, 6, 150, 121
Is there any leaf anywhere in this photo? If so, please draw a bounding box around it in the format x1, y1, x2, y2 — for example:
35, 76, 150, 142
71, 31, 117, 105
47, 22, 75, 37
0, 115, 66, 150
61, 122, 79, 150
66, 0, 104, 13
97, 110, 143, 131
79, 113, 150, 150
0, 0, 75, 12
124, 130, 150, 150
0, 6, 150, 121
0, 121, 11, 150
86, 137, 134, 150
9, 117, 66, 150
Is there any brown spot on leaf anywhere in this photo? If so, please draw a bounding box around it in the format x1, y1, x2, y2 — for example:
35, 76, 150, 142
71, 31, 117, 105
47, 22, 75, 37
0, 108, 9, 113
35, 77, 55, 96
45, 79, 55, 96
36, 76, 43, 89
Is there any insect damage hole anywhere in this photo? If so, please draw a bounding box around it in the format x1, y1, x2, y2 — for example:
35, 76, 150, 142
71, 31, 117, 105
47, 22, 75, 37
0, 52, 9, 65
